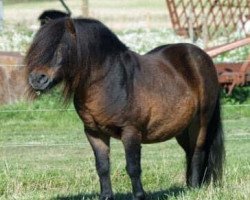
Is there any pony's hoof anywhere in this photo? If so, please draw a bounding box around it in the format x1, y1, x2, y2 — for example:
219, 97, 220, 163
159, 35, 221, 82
100, 196, 114, 200
133, 192, 146, 200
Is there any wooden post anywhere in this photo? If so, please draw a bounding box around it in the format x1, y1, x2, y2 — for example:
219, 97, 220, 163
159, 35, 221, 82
82, 0, 89, 17
202, 14, 208, 48
188, 6, 195, 42
0, 0, 3, 31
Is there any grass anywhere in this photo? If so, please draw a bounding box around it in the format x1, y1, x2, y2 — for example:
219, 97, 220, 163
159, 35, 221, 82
1, 130, 250, 200
2, 139, 249, 200
0, 93, 250, 200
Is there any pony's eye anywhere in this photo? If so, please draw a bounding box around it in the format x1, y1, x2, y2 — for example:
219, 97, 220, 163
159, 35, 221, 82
53, 48, 64, 67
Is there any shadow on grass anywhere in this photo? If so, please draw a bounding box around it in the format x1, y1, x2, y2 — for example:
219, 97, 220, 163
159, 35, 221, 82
53, 185, 186, 200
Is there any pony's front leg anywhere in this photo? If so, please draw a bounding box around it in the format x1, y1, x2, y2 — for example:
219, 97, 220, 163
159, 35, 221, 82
85, 128, 113, 200
122, 126, 145, 200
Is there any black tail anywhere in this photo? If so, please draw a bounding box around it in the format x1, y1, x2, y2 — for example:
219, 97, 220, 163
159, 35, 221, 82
204, 97, 225, 184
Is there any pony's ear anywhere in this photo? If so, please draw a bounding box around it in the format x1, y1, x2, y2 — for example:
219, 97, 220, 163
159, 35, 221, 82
43, 17, 52, 25
65, 19, 76, 37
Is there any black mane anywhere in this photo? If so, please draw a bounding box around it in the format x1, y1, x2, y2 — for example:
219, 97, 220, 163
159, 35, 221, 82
73, 18, 128, 66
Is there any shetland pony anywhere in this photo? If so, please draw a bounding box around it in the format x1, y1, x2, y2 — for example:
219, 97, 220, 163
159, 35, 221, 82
25, 18, 224, 200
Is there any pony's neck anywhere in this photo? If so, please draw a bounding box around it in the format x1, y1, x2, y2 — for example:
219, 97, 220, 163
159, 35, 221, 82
66, 19, 133, 100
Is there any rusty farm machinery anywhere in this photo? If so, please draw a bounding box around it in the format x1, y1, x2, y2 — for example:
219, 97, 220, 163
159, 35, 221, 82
166, 0, 250, 94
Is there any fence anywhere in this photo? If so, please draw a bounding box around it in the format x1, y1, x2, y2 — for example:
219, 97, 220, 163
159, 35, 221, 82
0, 64, 27, 105
0, 104, 249, 114
166, 0, 250, 42
0, 104, 249, 148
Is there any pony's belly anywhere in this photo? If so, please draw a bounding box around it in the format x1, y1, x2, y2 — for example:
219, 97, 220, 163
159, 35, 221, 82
140, 102, 197, 143
141, 126, 183, 144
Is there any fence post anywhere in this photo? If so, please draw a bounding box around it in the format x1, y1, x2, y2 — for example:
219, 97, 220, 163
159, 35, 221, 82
202, 14, 208, 48
188, 6, 195, 43
0, 0, 3, 31
82, 0, 89, 17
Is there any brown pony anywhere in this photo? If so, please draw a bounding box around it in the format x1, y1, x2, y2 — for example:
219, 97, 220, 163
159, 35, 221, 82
25, 18, 225, 200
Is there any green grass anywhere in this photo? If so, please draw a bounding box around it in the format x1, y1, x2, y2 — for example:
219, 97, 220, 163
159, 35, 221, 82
1, 134, 250, 200
2, 139, 249, 200
0, 94, 250, 200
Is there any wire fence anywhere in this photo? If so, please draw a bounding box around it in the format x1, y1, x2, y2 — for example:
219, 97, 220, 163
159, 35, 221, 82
0, 104, 249, 122
0, 64, 250, 119
0, 108, 74, 113
0, 104, 249, 148
0, 104, 249, 113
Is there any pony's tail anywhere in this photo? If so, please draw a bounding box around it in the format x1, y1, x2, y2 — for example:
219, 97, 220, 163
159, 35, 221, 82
204, 97, 225, 185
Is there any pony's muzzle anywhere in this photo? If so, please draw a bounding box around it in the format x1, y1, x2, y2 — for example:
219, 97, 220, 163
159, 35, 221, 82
29, 72, 51, 91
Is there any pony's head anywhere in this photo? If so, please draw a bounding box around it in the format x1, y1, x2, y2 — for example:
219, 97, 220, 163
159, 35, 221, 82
26, 17, 128, 99
25, 18, 77, 94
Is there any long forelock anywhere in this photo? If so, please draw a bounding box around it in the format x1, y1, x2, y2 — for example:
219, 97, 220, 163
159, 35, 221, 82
25, 19, 66, 71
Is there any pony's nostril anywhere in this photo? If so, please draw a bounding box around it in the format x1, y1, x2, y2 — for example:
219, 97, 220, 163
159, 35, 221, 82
38, 74, 49, 84
36, 74, 49, 84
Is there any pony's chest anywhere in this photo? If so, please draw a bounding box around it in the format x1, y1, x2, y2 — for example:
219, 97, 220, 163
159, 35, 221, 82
78, 109, 123, 139
83, 85, 128, 122
75, 96, 126, 136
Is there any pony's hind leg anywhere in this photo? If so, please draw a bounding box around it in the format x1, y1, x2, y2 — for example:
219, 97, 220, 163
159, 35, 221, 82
188, 99, 224, 187
176, 129, 195, 186
177, 101, 224, 188
176, 117, 208, 187
189, 121, 208, 187
121, 126, 145, 200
